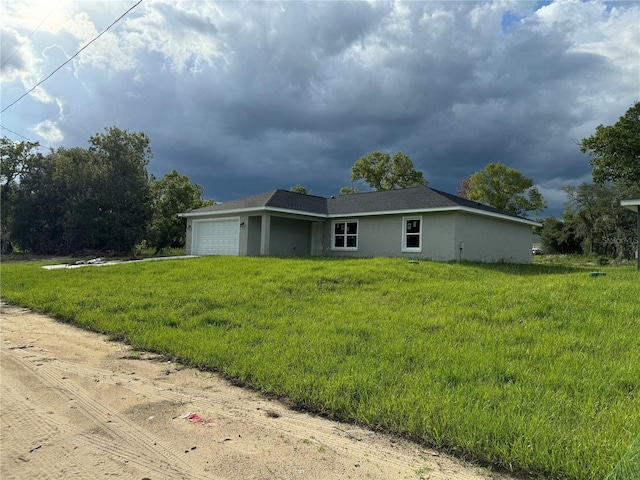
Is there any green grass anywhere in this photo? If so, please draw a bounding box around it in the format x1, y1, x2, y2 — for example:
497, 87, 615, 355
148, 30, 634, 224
1, 256, 638, 479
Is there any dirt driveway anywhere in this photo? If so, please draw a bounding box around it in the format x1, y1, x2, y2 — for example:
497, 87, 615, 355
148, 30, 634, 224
1, 301, 511, 480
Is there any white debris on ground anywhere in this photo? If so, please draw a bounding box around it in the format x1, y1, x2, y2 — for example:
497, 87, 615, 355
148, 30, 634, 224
41, 255, 198, 270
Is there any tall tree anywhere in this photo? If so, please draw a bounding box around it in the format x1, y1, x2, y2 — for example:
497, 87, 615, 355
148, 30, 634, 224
539, 214, 582, 255
563, 182, 638, 258
6, 128, 154, 254
350, 151, 427, 191
581, 101, 640, 186
0, 137, 43, 252
466, 162, 546, 217
147, 171, 213, 254
87, 127, 153, 252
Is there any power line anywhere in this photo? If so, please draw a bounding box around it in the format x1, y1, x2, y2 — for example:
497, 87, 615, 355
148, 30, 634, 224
0, 124, 34, 142
1, 2, 60, 69
1, 0, 142, 114
0, 124, 53, 151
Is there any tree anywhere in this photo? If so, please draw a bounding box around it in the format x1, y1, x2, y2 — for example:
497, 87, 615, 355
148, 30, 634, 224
466, 162, 546, 217
339, 186, 359, 195
581, 101, 640, 186
350, 151, 427, 191
563, 182, 638, 259
87, 127, 153, 252
539, 214, 582, 255
147, 171, 213, 254
457, 176, 471, 199
290, 184, 309, 194
8, 153, 67, 253
0, 137, 43, 252
6, 128, 155, 254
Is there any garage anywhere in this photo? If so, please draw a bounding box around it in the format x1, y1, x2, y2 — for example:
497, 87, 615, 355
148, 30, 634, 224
192, 218, 240, 255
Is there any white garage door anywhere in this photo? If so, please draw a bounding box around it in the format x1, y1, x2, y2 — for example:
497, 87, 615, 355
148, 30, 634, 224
193, 219, 240, 255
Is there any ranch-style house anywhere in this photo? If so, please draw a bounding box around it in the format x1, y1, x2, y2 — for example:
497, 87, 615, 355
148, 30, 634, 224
179, 186, 541, 264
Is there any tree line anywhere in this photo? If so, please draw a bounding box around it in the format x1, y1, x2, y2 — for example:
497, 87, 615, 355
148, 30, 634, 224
1, 127, 212, 255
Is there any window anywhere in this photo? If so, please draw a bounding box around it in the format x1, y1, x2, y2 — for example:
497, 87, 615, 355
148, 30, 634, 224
332, 220, 358, 250
402, 217, 422, 252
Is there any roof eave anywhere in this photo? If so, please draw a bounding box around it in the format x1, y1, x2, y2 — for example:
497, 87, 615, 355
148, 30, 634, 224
621, 199, 640, 212
329, 206, 540, 226
179, 206, 327, 218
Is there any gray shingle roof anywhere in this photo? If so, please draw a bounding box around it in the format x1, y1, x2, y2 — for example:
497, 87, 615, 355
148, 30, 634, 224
182, 186, 534, 222
184, 190, 327, 215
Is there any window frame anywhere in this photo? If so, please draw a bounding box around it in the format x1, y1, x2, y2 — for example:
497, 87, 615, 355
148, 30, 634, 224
402, 216, 422, 253
331, 219, 359, 251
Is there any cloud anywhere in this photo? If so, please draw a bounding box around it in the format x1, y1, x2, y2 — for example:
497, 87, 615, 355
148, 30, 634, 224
0, 0, 637, 218
31, 119, 63, 142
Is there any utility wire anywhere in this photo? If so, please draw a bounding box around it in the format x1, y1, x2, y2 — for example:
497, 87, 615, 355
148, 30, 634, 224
0, 124, 34, 142
1, 0, 142, 114
1, 2, 60, 69
0, 124, 52, 151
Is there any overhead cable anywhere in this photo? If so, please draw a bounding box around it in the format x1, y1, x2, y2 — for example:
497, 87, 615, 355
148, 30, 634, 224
1, 2, 60, 69
1, 0, 142, 114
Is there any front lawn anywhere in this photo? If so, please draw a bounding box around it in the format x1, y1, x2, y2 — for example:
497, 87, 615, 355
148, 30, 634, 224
1, 256, 638, 479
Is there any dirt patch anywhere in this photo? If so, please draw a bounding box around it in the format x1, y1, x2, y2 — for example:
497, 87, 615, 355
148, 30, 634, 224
1, 301, 513, 480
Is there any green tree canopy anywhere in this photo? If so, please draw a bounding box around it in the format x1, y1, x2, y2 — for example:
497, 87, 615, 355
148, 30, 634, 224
563, 182, 638, 259
147, 171, 213, 254
1, 137, 44, 252
350, 151, 427, 191
5, 128, 154, 254
581, 101, 640, 186
339, 186, 359, 195
87, 127, 153, 251
289, 184, 309, 194
539, 214, 582, 255
466, 162, 546, 217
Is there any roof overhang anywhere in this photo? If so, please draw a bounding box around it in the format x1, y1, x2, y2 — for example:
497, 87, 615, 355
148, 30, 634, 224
179, 206, 327, 219
621, 199, 640, 212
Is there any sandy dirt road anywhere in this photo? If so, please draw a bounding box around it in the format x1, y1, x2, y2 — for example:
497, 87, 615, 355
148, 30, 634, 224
1, 301, 511, 480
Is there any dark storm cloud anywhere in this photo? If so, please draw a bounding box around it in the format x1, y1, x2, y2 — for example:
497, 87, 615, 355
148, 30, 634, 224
2, 1, 638, 216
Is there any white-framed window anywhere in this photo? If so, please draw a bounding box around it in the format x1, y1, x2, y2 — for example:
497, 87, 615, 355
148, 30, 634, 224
332, 220, 358, 250
402, 216, 422, 252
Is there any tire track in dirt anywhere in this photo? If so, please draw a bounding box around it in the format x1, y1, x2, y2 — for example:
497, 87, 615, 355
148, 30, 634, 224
6, 345, 475, 480
1, 345, 216, 480
1, 373, 134, 479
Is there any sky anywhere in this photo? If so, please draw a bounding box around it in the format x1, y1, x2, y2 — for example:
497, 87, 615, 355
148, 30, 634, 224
1, 0, 639, 218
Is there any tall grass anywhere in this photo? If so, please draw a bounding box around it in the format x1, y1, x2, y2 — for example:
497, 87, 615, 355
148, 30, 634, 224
1, 256, 638, 479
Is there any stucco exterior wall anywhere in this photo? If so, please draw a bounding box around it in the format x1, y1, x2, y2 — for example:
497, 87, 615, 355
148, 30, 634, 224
246, 215, 262, 255
185, 218, 194, 255
453, 212, 532, 263
321, 212, 532, 263
423, 213, 457, 261
323, 213, 459, 260
269, 216, 312, 256
185, 210, 533, 263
